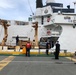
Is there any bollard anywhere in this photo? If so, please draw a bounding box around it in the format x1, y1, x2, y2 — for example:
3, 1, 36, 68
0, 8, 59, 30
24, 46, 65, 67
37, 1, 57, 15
15, 46, 20, 52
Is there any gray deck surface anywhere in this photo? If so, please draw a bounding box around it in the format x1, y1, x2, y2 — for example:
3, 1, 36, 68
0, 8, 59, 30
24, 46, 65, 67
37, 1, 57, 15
0, 56, 76, 75
0, 56, 8, 61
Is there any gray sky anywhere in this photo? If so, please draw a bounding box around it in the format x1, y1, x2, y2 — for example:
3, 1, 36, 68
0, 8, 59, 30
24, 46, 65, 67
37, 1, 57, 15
0, 0, 76, 21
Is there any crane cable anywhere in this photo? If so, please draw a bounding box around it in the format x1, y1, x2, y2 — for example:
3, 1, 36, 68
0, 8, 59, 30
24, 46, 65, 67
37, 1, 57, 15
27, 0, 34, 15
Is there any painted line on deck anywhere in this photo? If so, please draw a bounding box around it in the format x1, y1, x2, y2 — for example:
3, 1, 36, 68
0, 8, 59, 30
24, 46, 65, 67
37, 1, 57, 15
66, 57, 76, 62
0, 56, 15, 71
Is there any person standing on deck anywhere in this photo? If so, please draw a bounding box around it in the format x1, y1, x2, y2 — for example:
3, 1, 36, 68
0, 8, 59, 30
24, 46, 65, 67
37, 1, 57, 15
26, 41, 31, 57
16, 35, 19, 46
55, 41, 60, 59
46, 41, 50, 55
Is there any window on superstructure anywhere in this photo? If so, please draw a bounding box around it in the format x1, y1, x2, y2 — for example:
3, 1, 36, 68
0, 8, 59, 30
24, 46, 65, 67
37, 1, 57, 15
16, 21, 28, 25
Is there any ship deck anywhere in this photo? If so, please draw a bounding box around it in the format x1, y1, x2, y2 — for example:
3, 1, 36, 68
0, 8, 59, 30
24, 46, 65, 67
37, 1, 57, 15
0, 56, 76, 75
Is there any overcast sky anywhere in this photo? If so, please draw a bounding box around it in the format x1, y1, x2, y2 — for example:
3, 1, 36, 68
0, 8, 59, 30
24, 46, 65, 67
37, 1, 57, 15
0, 0, 76, 21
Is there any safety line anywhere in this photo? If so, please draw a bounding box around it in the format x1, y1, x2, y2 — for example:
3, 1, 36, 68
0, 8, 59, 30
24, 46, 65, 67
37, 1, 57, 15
0, 56, 15, 71
66, 57, 76, 62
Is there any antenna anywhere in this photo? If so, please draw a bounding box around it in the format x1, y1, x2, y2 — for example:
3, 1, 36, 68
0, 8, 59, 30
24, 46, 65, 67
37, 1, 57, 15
28, 0, 34, 15
73, 1, 76, 13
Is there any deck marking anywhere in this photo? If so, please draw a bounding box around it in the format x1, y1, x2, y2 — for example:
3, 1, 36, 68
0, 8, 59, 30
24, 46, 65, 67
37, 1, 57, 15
66, 57, 76, 62
0, 56, 15, 71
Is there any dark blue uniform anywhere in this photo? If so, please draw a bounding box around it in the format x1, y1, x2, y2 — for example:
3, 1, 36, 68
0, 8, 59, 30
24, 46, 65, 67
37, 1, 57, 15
55, 42, 60, 59
16, 36, 19, 45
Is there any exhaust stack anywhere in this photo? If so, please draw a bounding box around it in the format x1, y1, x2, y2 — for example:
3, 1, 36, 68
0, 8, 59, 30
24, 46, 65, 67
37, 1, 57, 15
36, 0, 43, 8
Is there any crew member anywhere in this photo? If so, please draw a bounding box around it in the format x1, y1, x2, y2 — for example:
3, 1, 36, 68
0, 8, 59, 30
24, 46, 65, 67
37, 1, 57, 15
46, 41, 50, 55
16, 35, 19, 45
26, 41, 31, 57
55, 41, 60, 59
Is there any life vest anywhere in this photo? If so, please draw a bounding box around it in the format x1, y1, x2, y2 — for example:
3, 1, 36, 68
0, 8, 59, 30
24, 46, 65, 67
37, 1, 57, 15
26, 43, 31, 48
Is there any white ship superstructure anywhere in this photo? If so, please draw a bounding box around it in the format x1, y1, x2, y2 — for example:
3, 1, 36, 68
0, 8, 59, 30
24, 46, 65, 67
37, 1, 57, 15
33, 0, 76, 52
0, 0, 76, 52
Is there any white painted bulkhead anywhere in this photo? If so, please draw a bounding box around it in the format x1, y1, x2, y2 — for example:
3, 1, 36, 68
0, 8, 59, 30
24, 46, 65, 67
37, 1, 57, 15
58, 25, 76, 52
0, 21, 35, 46
8, 25, 35, 46
0, 20, 76, 52
0, 21, 48, 46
